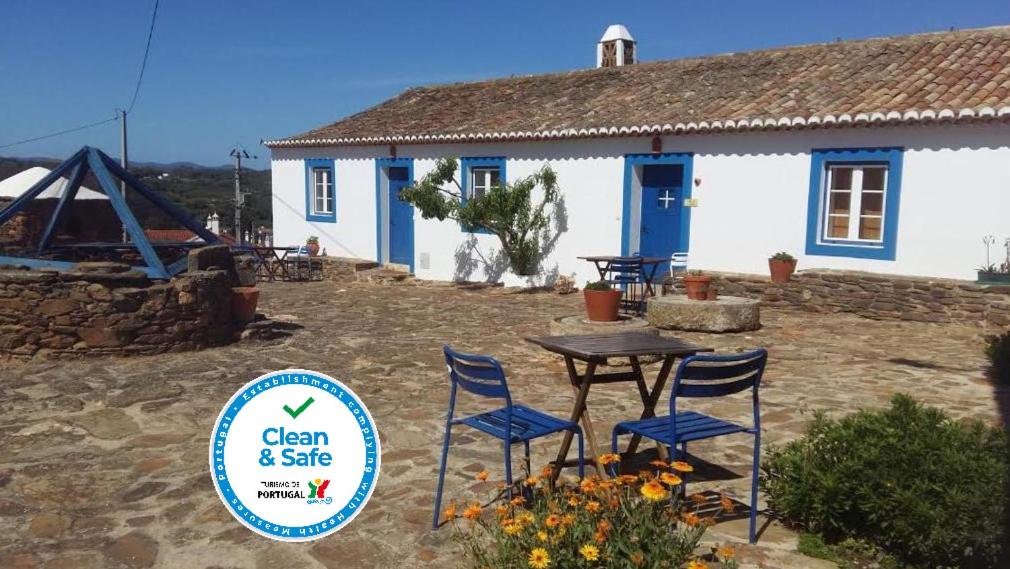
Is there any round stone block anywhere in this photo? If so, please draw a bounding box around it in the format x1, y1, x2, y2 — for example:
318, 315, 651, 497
647, 295, 761, 333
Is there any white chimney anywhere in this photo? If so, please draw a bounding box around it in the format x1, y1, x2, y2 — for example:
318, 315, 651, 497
597, 24, 636, 68
206, 212, 220, 234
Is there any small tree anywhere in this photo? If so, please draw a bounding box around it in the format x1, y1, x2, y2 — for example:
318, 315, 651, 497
398, 158, 561, 276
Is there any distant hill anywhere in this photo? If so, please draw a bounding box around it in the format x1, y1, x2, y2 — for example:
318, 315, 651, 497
0, 156, 271, 236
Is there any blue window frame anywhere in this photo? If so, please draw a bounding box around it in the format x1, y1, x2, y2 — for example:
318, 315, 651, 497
305, 158, 336, 223
805, 147, 903, 260
459, 157, 505, 234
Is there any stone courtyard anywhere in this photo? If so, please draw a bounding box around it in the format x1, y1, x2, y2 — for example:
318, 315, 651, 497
0, 277, 1005, 569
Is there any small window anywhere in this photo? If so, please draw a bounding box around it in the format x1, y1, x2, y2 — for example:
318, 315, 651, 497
823, 165, 887, 243
311, 167, 334, 214
805, 147, 903, 261
470, 167, 500, 200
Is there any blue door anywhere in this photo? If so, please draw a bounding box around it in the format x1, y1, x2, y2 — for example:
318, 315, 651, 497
388, 166, 414, 267
639, 164, 683, 274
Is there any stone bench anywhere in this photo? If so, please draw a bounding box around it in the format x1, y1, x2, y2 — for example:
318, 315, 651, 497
647, 295, 761, 333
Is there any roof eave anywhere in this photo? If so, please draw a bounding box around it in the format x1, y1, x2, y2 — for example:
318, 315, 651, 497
263, 106, 1010, 149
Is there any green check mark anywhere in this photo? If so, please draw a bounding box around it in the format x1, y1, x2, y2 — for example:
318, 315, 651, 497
283, 397, 315, 419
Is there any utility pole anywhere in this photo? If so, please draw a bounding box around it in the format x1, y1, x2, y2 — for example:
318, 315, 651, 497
119, 109, 129, 242
230, 147, 255, 245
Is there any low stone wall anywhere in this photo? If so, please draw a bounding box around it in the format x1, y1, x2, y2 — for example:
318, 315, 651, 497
0, 266, 235, 359
319, 256, 379, 281
706, 269, 1009, 328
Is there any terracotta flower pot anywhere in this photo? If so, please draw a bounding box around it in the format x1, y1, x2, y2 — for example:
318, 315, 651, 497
768, 258, 797, 284
583, 289, 622, 322
231, 286, 260, 322
306, 242, 320, 257
682, 275, 712, 300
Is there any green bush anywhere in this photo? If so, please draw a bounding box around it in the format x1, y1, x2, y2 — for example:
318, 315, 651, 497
761, 394, 1008, 569
984, 331, 1010, 385
583, 280, 612, 291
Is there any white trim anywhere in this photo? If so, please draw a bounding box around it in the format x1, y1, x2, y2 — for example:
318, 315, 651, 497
264, 106, 1010, 148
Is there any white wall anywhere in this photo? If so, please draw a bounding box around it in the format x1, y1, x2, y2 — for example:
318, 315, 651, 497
271, 122, 1010, 282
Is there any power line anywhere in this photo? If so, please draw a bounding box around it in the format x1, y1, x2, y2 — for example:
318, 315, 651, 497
127, 0, 160, 114
0, 115, 119, 150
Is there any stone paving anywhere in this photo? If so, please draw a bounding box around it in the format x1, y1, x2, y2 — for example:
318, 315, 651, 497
0, 278, 1005, 569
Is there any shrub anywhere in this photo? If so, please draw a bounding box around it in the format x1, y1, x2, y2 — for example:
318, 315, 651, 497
769, 251, 795, 261
761, 394, 1008, 569
583, 280, 611, 292
446, 458, 739, 569
984, 331, 1010, 385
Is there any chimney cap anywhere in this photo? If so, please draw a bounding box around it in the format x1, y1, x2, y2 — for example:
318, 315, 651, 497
599, 24, 634, 43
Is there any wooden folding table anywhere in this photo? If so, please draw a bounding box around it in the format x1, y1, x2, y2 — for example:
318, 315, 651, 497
526, 332, 712, 481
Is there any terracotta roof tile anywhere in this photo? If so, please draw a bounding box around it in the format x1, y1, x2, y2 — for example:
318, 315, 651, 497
268, 26, 1010, 147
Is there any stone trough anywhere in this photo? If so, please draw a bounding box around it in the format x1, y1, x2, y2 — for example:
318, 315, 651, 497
646, 295, 761, 333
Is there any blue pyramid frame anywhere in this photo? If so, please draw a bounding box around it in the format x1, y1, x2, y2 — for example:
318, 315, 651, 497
0, 146, 221, 279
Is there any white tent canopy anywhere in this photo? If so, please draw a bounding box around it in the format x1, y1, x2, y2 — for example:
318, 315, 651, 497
0, 166, 108, 200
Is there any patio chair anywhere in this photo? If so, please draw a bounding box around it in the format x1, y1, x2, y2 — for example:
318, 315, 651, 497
605, 256, 645, 315
611, 348, 768, 543
433, 345, 584, 530
283, 245, 323, 281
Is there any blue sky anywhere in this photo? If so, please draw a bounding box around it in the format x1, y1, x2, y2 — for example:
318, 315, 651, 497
1, 0, 1008, 168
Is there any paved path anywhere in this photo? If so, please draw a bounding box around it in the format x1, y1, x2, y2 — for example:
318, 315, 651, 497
0, 279, 1003, 569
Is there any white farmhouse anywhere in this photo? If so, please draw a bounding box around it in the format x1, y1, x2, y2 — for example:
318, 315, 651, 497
267, 25, 1010, 284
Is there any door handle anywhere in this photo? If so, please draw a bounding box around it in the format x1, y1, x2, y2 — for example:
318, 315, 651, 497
642, 227, 649, 234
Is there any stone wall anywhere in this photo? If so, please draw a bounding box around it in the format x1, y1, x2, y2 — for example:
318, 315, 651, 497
706, 269, 1009, 328
0, 265, 235, 359
0, 197, 120, 251
319, 256, 378, 281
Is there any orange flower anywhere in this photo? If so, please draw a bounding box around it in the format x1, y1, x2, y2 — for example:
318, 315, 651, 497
501, 518, 522, 536
682, 512, 700, 526
562, 514, 576, 526
462, 503, 482, 521
717, 545, 735, 560
443, 503, 457, 521
597, 453, 621, 465
638, 470, 655, 481
640, 480, 669, 501
649, 459, 669, 468
536, 530, 548, 542
630, 551, 646, 566
686, 561, 708, 569
659, 472, 683, 486
545, 514, 562, 528
510, 496, 526, 507
720, 494, 735, 512
618, 474, 639, 485
579, 543, 600, 562
689, 492, 707, 505
585, 500, 602, 513
580, 478, 598, 493
671, 460, 694, 473
475, 470, 489, 481
596, 519, 612, 533
496, 505, 509, 518
525, 475, 540, 487
540, 464, 554, 478
608, 497, 620, 509
567, 495, 581, 507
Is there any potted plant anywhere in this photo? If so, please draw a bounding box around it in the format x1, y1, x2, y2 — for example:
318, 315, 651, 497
306, 236, 320, 257
978, 236, 1010, 283
682, 270, 712, 301
583, 280, 621, 322
768, 251, 797, 283
231, 286, 260, 322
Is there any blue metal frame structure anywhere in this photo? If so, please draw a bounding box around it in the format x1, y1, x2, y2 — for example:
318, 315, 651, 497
433, 345, 585, 530
611, 348, 768, 543
0, 146, 221, 279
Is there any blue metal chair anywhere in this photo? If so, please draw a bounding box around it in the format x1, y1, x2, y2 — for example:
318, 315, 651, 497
433, 345, 584, 530
611, 349, 768, 543
606, 256, 646, 315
